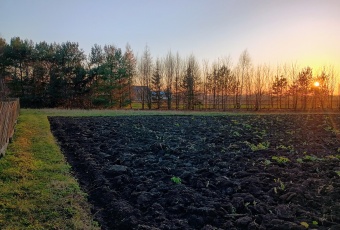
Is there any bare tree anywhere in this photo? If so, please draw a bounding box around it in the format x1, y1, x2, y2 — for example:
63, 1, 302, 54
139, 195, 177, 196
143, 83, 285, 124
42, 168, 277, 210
219, 58, 233, 110
208, 61, 219, 109
174, 52, 182, 109
236, 49, 251, 109
138, 45, 153, 109
164, 51, 175, 109
124, 43, 136, 109
207, 58, 233, 110
327, 65, 337, 109
244, 66, 253, 109
282, 64, 290, 109
288, 62, 300, 110
254, 65, 266, 110
202, 59, 210, 109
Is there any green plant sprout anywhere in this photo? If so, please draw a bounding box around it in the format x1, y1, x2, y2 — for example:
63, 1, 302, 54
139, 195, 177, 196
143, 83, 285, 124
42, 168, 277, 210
276, 144, 294, 152
232, 131, 241, 137
243, 124, 252, 129
326, 155, 340, 160
272, 156, 290, 164
263, 159, 272, 166
231, 119, 239, 125
296, 158, 303, 163
171, 176, 182, 184
273, 178, 285, 194
254, 130, 267, 139
285, 130, 295, 135
246, 141, 270, 151
300, 222, 309, 228
303, 155, 320, 162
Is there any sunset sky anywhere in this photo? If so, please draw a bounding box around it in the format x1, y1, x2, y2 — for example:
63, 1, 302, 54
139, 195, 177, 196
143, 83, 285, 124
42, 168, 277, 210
1, 0, 340, 72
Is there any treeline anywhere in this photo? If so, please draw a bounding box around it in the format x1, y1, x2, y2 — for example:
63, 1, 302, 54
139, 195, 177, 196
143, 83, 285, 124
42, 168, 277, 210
0, 36, 339, 110
0, 37, 135, 108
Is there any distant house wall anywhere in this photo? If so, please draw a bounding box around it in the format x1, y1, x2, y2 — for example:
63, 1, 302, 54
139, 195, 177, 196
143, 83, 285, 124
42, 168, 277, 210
131, 86, 149, 102
131, 86, 168, 102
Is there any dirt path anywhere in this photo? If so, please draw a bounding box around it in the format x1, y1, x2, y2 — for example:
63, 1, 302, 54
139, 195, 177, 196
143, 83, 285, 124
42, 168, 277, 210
49, 115, 340, 230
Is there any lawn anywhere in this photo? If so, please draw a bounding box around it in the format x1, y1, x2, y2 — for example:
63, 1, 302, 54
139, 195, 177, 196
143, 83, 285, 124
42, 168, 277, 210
0, 109, 100, 229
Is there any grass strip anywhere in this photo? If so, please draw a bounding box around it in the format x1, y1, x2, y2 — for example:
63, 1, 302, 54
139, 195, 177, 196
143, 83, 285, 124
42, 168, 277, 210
0, 109, 99, 230
39, 108, 241, 117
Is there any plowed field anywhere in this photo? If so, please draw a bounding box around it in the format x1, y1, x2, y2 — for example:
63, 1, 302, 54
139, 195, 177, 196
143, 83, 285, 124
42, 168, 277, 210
49, 115, 340, 230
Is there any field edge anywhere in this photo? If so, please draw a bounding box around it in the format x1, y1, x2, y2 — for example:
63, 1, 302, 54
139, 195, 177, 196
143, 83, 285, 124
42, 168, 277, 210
0, 109, 100, 229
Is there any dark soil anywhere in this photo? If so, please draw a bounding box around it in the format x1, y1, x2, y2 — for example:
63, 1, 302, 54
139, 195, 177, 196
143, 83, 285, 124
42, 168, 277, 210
48, 115, 340, 230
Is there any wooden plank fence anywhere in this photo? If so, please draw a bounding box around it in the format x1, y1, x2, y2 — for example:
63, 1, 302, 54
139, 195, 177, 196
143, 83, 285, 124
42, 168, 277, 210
0, 98, 20, 156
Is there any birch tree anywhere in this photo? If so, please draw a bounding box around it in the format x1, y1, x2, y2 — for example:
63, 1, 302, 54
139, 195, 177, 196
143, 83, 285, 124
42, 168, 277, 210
123, 44, 136, 109
138, 45, 153, 109
164, 51, 175, 109
236, 49, 251, 108
174, 52, 182, 109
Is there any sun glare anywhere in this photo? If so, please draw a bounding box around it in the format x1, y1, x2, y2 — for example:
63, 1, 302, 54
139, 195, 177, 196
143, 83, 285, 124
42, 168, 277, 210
314, 81, 320, 87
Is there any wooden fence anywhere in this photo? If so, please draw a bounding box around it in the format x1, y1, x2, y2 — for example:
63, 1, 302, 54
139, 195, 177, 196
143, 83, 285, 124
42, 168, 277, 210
0, 98, 20, 156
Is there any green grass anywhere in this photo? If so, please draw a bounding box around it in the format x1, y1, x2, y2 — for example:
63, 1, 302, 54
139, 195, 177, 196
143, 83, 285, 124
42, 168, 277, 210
0, 109, 99, 229
39, 108, 238, 117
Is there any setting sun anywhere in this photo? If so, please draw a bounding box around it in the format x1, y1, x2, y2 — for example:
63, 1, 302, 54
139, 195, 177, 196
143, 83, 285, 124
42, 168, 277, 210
314, 81, 320, 87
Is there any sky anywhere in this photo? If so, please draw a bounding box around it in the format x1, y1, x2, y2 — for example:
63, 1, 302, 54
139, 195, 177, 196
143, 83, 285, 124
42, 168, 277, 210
1, 0, 340, 73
